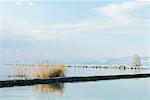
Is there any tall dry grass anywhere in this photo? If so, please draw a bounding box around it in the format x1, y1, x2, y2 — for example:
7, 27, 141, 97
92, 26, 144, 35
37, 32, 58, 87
33, 64, 66, 78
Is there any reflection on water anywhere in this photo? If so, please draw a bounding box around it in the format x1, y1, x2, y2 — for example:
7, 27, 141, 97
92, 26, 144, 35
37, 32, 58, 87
34, 83, 64, 94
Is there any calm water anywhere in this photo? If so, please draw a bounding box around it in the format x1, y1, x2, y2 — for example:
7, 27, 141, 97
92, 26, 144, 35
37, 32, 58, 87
0, 78, 149, 100
0, 65, 149, 100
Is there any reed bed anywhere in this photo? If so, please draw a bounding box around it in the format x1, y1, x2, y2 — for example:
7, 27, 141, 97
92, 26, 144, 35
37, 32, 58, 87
33, 64, 66, 78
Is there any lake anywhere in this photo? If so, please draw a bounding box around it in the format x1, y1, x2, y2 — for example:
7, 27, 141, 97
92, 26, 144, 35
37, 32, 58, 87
0, 78, 149, 100
0, 65, 149, 100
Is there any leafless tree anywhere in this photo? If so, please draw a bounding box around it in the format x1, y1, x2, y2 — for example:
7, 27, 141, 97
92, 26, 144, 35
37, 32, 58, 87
131, 54, 141, 68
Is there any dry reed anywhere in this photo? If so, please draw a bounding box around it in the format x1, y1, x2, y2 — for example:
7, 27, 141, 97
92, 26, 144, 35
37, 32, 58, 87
33, 64, 66, 78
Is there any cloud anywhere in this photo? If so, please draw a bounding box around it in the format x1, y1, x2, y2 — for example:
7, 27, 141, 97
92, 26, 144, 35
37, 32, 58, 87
93, 0, 149, 16
16, 0, 34, 6
92, 0, 149, 23
27, 0, 34, 5
89, 0, 149, 35
0, 18, 89, 41
0, 0, 149, 61
1, 0, 149, 42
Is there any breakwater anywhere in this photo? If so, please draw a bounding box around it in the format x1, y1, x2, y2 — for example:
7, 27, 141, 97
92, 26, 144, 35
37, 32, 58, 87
0, 73, 150, 88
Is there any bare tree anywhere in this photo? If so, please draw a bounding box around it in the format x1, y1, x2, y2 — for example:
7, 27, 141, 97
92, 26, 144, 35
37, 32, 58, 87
131, 54, 141, 68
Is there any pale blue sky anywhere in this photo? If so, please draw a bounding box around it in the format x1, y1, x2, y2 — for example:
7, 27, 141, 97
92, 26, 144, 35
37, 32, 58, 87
0, 0, 149, 63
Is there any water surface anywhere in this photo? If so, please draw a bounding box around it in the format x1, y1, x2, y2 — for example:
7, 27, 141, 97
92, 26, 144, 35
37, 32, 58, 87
0, 78, 149, 100
0, 65, 149, 100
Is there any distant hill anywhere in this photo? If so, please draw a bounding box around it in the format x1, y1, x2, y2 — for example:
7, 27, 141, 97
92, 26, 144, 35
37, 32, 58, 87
82, 56, 150, 67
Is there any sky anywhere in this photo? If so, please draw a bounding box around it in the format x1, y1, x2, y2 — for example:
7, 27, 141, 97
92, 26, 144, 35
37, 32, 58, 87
0, 0, 149, 63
